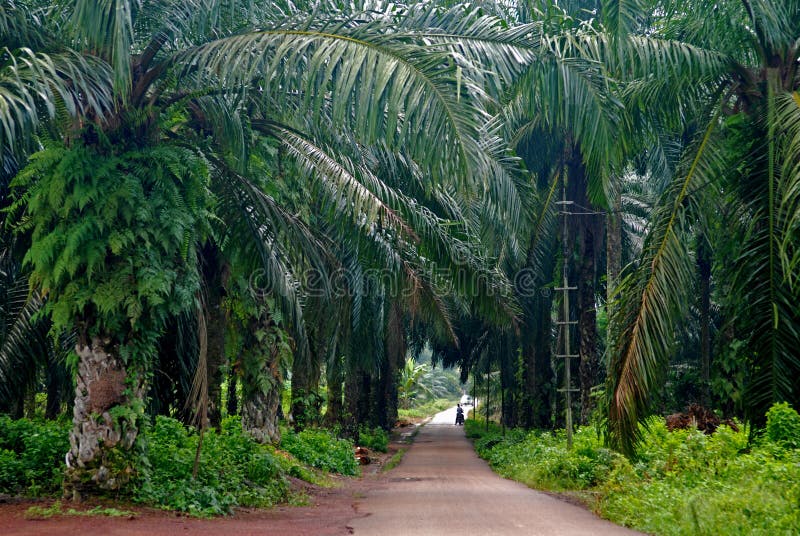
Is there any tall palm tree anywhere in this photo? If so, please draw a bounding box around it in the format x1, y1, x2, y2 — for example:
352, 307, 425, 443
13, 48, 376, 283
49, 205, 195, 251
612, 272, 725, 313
607, 0, 800, 453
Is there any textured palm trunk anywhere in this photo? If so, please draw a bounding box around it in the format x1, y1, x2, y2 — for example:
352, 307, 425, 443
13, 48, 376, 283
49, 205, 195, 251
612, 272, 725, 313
45, 357, 66, 420
65, 336, 144, 499
241, 315, 286, 444
578, 225, 598, 424
226, 368, 238, 417
518, 198, 557, 430
202, 245, 229, 431
241, 356, 282, 444
519, 295, 555, 429
378, 302, 404, 430
344, 368, 372, 437
697, 238, 712, 406
290, 346, 322, 430
606, 190, 622, 356
324, 355, 344, 427
566, 149, 600, 425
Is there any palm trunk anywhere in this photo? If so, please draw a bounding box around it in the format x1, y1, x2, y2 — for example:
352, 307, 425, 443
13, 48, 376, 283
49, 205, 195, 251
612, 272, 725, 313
241, 315, 286, 444
324, 354, 344, 427
578, 225, 598, 424
290, 346, 322, 430
606, 189, 622, 356
65, 336, 145, 499
203, 244, 228, 430
567, 148, 600, 425
697, 238, 712, 406
241, 354, 282, 444
519, 295, 555, 429
226, 367, 238, 416
379, 302, 404, 430
343, 367, 370, 438
23, 386, 36, 418
45, 371, 62, 420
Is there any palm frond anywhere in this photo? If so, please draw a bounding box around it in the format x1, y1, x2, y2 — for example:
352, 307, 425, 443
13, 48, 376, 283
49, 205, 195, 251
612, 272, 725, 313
0, 48, 113, 153
0, 279, 48, 403
607, 108, 727, 454
71, 0, 137, 99
209, 155, 312, 365
777, 90, 800, 287
175, 11, 499, 189
602, 0, 644, 39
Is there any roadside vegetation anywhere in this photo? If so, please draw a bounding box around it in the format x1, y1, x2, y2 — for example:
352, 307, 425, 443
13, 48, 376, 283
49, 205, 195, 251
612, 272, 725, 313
398, 398, 455, 421
0, 414, 359, 516
466, 402, 800, 535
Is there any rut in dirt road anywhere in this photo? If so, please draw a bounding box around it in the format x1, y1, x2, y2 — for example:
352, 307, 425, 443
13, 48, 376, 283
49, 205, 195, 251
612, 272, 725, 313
348, 407, 642, 536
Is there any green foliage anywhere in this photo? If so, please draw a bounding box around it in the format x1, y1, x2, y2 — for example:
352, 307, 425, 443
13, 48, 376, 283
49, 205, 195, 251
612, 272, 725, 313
0, 416, 69, 495
469, 421, 619, 490
280, 428, 359, 476
11, 140, 208, 363
357, 426, 388, 453
765, 402, 800, 449
398, 398, 455, 419
468, 416, 800, 535
601, 421, 800, 535
134, 416, 296, 516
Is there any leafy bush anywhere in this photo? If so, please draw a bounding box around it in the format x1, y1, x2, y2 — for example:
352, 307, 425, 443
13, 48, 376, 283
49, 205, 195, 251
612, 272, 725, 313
765, 402, 800, 449
0, 416, 69, 495
468, 420, 617, 490
280, 428, 359, 476
134, 416, 293, 516
358, 426, 389, 453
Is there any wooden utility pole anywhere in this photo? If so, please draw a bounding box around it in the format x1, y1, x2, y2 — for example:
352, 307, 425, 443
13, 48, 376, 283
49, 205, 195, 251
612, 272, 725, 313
556, 177, 578, 449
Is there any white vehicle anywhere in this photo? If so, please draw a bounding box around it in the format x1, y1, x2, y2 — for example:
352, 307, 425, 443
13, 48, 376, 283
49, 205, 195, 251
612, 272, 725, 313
460, 394, 473, 406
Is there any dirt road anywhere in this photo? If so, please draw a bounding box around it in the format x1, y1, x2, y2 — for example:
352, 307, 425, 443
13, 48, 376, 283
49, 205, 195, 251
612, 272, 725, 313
349, 407, 641, 536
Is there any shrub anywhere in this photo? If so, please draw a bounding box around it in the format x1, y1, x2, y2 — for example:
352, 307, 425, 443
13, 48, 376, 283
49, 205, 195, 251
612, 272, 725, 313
134, 416, 291, 516
358, 426, 389, 453
765, 402, 800, 449
280, 428, 359, 476
0, 416, 69, 495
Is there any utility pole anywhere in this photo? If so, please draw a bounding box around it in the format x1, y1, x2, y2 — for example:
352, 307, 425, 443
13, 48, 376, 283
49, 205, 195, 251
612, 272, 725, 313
556, 175, 579, 449
485, 356, 490, 431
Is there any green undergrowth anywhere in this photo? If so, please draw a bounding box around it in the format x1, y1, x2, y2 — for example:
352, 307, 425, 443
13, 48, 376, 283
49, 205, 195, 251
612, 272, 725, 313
466, 402, 800, 535
357, 426, 389, 452
0, 416, 70, 496
0, 414, 359, 517
398, 398, 455, 419
280, 427, 360, 476
382, 448, 407, 472
135, 416, 295, 515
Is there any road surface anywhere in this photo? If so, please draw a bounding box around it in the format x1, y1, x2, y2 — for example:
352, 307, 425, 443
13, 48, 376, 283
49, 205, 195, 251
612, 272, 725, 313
349, 406, 641, 536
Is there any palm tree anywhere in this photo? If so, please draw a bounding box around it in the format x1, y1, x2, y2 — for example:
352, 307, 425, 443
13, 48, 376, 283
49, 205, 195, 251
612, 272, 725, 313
607, 0, 800, 453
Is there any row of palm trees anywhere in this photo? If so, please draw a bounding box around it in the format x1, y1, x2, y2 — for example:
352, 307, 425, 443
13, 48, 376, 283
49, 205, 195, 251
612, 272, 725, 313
0, 0, 798, 496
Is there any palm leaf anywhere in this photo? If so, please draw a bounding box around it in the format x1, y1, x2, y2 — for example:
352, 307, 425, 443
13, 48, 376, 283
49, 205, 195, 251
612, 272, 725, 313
607, 107, 728, 454
0, 48, 113, 153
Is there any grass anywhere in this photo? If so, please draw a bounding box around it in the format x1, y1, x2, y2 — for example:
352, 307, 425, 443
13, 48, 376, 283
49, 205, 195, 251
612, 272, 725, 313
382, 448, 407, 472
25, 501, 136, 519
398, 398, 456, 419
